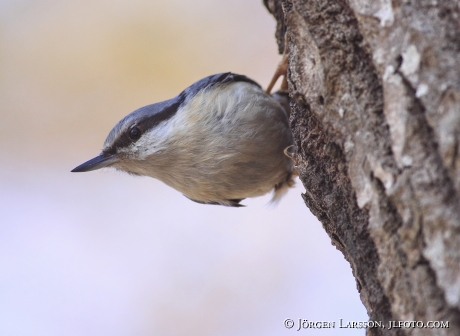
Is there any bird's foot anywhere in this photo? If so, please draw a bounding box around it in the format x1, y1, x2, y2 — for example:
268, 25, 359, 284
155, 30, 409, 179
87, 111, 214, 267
266, 53, 289, 94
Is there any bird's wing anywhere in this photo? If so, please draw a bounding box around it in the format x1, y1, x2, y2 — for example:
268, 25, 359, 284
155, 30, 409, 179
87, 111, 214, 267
179, 72, 262, 103
185, 196, 246, 207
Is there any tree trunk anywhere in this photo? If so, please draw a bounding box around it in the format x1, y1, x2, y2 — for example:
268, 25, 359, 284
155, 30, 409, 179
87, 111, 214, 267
263, 0, 460, 335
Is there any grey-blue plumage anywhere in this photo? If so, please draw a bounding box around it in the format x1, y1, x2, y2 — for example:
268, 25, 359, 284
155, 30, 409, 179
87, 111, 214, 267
72, 72, 295, 206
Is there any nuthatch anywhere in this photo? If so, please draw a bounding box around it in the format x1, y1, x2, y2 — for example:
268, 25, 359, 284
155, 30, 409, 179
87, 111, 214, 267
72, 72, 295, 207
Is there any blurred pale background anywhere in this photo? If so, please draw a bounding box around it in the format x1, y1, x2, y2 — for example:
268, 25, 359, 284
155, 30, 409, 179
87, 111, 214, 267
0, 0, 367, 335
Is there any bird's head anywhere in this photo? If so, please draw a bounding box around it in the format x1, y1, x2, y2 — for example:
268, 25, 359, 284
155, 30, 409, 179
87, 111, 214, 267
71, 97, 181, 176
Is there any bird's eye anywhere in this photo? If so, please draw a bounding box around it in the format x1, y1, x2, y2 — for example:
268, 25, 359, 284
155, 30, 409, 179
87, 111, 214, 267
129, 126, 142, 140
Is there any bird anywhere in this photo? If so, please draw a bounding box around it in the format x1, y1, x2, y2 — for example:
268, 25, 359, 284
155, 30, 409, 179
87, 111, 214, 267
71, 71, 295, 207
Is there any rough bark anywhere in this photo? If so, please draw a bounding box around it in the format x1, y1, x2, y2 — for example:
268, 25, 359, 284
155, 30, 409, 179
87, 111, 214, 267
264, 0, 460, 335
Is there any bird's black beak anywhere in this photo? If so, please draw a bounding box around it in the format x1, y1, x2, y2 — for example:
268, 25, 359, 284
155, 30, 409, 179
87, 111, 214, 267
71, 154, 118, 172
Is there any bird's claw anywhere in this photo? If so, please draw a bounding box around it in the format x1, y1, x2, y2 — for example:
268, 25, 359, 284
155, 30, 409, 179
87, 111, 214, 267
266, 53, 289, 94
